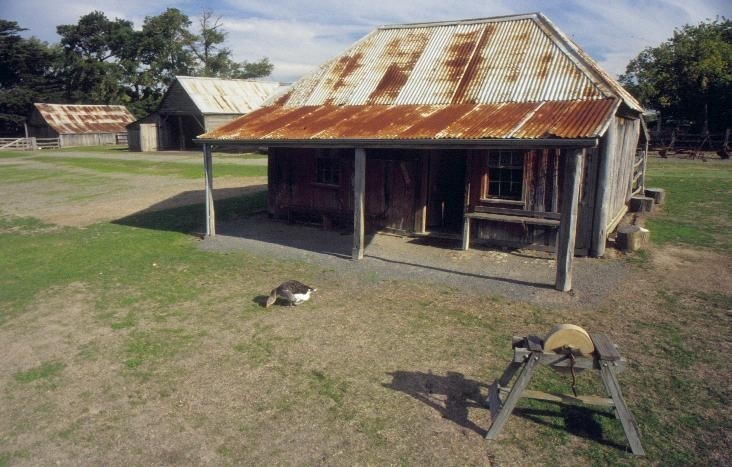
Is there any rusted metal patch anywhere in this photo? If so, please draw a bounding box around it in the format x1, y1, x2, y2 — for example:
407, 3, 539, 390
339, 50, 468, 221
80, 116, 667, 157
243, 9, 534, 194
202, 99, 617, 141
34, 103, 135, 134
367, 32, 429, 104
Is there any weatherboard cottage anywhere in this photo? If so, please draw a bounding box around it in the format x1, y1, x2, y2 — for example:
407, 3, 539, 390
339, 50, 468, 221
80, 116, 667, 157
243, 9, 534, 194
197, 13, 647, 291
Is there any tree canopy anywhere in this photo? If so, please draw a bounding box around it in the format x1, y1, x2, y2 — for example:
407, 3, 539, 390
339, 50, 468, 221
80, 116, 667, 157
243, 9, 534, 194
619, 18, 731, 132
0, 9, 274, 136
0, 20, 62, 135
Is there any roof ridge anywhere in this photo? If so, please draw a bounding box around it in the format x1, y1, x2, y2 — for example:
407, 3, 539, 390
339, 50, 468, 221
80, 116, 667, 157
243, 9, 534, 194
531, 14, 642, 112
175, 75, 283, 85
378, 12, 540, 30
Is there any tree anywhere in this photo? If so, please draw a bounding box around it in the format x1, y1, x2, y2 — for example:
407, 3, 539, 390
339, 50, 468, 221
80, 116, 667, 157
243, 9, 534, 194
56, 11, 137, 103
0, 20, 62, 135
138, 8, 196, 88
190, 9, 273, 79
619, 18, 732, 132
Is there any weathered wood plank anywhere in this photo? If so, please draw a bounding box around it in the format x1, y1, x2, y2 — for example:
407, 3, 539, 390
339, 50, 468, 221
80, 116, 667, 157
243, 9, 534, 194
591, 119, 616, 257
600, 363, 646, 455
497, 387, 615, 408
555, 148, 584, 291
590, 333, 621, 361
511, 348, 620, 370
486, 353, 540, 440
352, 147, 366, 260
473, 205, 562, 220
203, 143, 216, 237
465, 212, 560, 226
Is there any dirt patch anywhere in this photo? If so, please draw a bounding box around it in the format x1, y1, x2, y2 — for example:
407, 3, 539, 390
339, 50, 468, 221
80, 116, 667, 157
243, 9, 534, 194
0, 156, 265, 227
646, 244, 732, 294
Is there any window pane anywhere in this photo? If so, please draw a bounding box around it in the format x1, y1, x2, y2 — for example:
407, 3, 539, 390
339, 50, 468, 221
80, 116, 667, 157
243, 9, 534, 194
485, 151, 524, 200
316, 157, 340, 185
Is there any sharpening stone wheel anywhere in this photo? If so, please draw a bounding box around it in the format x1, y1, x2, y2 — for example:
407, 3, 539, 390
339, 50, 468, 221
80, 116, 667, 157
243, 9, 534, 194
544, 324, 595, 356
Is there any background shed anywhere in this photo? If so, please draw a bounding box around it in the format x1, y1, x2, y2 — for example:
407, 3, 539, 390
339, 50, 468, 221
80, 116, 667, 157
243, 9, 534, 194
128, 76, 285, 151
28, 103, 135, 148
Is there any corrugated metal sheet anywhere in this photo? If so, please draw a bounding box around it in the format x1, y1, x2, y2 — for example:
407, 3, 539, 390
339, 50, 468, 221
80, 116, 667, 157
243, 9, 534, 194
175, 76, 285, 114
204, 99, 617, 141
203, 13, 639, 143
34, 103, 135, 135
276, 14, 637, 108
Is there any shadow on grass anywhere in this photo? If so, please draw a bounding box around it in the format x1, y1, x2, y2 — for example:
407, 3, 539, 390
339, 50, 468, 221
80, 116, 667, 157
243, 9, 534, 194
113, 186, 267, 234
513, 404, 628, 451
385, 370, 628, 450
384, 370, 489, 436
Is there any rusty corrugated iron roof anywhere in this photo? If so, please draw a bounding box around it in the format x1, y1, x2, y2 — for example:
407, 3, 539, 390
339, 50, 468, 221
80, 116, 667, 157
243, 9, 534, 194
204, 99, 618, 141
175, 76, 286, 114
34, 103, 135, 134
278, 13, 640, 110
202, 13, 637, 144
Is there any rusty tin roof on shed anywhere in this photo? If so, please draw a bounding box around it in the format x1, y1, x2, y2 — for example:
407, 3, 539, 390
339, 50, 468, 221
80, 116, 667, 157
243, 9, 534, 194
175, 76, 285, 115
34, 103, 135, 134
202, 13, 639, 143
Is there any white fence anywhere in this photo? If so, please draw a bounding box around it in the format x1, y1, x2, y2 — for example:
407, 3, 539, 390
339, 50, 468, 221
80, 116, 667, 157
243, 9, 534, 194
0, 137, 60, 151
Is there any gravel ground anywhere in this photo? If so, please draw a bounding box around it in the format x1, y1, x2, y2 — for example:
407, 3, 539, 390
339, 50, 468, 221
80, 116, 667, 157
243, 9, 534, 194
202, 213, 630, 309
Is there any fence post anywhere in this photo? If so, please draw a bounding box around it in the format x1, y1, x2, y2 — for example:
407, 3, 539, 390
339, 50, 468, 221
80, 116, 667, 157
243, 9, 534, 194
31, 137, 37, 151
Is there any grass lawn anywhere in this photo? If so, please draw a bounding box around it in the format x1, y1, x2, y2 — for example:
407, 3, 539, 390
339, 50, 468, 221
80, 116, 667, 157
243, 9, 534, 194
34, 155, 267, 178
0, 150, 729, 465
645, 157, 732, 252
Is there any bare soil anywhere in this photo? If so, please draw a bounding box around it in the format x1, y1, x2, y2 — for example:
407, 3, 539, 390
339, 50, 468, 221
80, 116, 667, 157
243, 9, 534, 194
0, 152, 266, 227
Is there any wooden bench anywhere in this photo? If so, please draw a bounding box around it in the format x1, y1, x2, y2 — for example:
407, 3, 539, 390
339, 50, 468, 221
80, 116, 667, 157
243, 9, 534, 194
462, 208, 560, 250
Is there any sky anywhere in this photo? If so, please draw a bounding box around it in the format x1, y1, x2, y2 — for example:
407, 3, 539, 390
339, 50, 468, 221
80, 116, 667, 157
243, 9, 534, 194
2, 0, 730, 83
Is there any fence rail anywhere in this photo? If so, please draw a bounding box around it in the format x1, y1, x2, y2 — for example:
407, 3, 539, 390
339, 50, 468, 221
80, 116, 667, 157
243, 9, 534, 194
650, 129, 730, 150
0, 137, 60, 151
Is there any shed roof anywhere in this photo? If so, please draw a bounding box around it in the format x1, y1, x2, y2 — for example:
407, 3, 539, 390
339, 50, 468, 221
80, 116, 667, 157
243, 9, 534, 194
34, 103, 135, 135
174, 76, 285, 115
201, 13, 640, 144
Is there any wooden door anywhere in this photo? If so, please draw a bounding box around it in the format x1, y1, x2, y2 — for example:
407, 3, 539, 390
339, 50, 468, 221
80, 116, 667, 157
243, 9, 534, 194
366, 156, 416, 233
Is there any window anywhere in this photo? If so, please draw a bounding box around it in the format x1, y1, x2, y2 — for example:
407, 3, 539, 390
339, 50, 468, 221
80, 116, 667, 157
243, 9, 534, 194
315, 157, 340, 186
484, 150, 524, 201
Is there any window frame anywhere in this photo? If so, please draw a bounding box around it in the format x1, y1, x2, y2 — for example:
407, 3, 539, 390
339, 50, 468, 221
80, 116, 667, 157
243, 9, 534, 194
313, 154, 342, 188
480, 149, 527, 206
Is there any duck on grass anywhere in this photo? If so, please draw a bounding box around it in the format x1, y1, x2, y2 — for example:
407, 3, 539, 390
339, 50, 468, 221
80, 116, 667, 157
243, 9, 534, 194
265, 280, 317, 308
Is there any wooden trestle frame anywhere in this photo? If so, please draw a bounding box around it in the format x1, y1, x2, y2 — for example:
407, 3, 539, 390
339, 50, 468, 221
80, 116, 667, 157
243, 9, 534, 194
486, 333, 645, 456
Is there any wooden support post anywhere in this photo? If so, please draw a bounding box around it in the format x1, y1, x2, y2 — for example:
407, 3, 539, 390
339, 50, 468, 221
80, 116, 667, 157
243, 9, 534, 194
600, 362, 645, 456
644, 188, 665, 205
352, 147, 365, 260
178, 115, 185, 150
203, 143, 216, 237
629, 196, 654, 213
486, 353, 540, 440
555, 148, 584, 292
591, 121, 616, 257
616, 225, 650, 252
461, 156, 471, 251
461, 217, 471, 250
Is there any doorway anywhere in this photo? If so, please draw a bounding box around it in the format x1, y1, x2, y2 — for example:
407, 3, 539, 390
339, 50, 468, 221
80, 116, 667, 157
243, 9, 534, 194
427, 151, 467, 233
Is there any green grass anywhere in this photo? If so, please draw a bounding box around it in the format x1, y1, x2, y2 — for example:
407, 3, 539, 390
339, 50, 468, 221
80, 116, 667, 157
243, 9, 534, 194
645, 158, 732, 251
46, 145, 129, 153
0, 192, 266, 324
0, 152, 729, 465
0, 150, 32, 158
124, 329, 199, 369
34, 155, 266, 178
14, 361, 65, 383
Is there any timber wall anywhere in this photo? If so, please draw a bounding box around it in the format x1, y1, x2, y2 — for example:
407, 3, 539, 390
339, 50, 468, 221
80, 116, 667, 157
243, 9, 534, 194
604, 117, 641, 232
